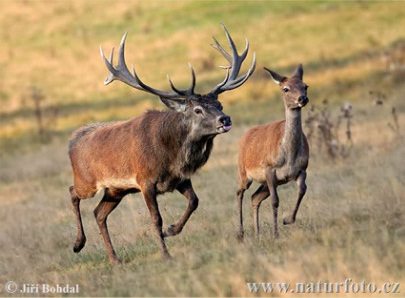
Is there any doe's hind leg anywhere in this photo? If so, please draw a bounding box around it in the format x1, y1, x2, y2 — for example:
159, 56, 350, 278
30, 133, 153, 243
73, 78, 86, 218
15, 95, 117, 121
251, 184, 270, 237
236, 179, 252, 241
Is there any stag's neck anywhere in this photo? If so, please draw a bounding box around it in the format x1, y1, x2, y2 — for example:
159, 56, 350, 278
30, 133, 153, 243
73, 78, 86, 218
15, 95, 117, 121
181, 135, 214, 175
160, 112, 214, 177
281, 108, 303, 158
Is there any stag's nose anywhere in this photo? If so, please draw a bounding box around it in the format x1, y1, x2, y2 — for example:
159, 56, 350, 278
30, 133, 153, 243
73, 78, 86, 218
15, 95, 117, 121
219, 115, 231, 126
298, 96, 309, 107
218, 115, 232, 132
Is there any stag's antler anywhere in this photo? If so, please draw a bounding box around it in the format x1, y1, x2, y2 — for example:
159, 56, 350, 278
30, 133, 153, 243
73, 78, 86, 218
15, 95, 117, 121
100, 24, 255, 100
209, 23, 256, 95
100, 33, 196, 99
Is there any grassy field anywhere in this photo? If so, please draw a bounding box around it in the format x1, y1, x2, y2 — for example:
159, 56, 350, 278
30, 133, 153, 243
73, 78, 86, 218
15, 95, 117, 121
1, 1, 405, 297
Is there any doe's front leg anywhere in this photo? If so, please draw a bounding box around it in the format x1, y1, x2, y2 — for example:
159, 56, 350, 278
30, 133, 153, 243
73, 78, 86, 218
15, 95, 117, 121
265, 169, 280, 238
283, 170, 307, 225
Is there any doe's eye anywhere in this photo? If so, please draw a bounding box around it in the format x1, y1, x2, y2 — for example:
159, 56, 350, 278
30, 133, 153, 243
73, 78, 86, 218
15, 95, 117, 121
283, 87, 289, 93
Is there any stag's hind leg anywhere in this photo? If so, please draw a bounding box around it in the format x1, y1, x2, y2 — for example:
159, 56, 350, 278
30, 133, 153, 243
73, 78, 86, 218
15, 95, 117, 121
283, 171, 307, 225
164, 180, 198, 238
70, 186, 87, 253
94, 189, 123, 265
251, 184, 270, 237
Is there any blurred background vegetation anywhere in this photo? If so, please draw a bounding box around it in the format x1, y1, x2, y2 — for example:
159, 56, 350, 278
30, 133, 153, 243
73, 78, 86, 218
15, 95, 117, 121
1, 1, 404, 153
0, 1, 404, 296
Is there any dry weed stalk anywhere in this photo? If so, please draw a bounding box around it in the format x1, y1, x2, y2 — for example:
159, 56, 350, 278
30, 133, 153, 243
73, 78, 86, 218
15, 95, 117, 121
23, 86, 59, 143
369, 90, 401, 137
388, 107, 401, 135
305, 99, 353, 159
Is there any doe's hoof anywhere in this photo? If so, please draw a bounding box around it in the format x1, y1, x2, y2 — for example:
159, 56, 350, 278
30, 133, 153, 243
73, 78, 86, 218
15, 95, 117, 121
283, 216, 295, 225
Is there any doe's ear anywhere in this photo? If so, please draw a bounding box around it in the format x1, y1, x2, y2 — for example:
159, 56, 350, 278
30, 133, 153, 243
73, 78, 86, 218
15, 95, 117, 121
292, 64, 304, 80
160, 97, 186, 112
264, 67, 287, 85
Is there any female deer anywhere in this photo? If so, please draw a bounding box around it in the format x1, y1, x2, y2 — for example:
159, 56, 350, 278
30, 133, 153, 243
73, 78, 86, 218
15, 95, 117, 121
237, 64, 309, 240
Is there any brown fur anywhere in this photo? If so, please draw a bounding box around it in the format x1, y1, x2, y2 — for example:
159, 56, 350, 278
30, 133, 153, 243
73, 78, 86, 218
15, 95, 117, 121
237, 64, 309, 240
69, 105, 226, 264
69, 25, 255, 265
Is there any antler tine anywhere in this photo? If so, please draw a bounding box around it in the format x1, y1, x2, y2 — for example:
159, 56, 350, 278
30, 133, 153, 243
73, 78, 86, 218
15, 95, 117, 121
100, 46, 115, 85
211, 36, 233, 65
100, 33, 192, 99
211, 67, 231, 93
167, 63, 196, 96
220, 23, 249, 80
100, 33, 137, 88
225, 52, 256, 90
209, 24, 256, 96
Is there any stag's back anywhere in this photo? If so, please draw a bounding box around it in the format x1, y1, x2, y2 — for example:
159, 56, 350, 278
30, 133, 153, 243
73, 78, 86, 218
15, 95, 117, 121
68, 111, 172, 199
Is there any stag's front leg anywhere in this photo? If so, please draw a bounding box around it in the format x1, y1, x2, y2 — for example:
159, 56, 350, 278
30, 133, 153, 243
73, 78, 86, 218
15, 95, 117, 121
283, 171, 307, 225
143, 185, 170, 259
164, 179, 199, 238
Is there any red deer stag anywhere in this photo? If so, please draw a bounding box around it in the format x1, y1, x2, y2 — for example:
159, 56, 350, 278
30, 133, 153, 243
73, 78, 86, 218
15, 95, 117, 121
68, 24, 256, 264
237, 64, 309, 240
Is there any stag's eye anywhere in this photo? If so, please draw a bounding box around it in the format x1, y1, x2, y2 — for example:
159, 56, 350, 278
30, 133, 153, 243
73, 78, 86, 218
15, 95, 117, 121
283, 87, 289, 93
194, 107, 203, 115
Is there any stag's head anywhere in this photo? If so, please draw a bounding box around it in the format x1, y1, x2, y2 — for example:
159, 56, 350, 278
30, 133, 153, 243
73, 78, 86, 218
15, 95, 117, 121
264, 64, 309, 110
100, 24, 256, 137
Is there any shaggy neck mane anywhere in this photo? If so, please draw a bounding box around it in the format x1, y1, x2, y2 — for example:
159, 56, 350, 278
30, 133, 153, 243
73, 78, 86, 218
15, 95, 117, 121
159, 111, 215, 177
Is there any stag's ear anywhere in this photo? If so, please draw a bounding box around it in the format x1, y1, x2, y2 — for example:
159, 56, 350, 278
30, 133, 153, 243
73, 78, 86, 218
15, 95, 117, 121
264, 67, 287, 86
292, 64, 304, 80
160, 97, 186, 112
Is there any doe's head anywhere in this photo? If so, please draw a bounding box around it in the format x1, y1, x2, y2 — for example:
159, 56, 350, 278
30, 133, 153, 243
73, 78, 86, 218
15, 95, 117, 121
264, 64, 309, 110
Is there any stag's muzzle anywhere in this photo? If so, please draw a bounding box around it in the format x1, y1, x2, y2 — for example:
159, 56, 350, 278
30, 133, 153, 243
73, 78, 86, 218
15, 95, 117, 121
217, 115, 232, 133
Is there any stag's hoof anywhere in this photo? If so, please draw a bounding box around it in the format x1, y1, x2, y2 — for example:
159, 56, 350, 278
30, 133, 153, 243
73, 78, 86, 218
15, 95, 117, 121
163, 224, 181, 237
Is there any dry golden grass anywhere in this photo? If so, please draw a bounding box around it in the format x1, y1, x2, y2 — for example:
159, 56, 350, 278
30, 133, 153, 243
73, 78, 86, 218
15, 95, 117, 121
0, 120, 404, 296
1, 1, 405, 297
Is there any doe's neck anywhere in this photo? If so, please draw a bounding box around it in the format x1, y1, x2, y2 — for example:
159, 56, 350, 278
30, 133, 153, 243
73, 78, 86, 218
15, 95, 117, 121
282, 107, 303, 148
